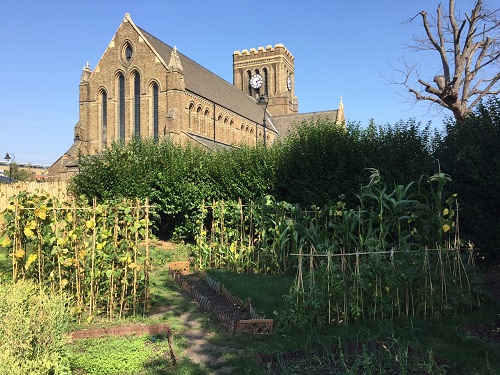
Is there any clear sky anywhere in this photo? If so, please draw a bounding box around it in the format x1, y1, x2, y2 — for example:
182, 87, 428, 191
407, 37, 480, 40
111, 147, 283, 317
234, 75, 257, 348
0, 1, 472, 166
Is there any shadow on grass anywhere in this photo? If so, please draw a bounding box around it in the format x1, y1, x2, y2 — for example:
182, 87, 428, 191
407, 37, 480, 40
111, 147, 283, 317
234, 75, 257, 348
144, 357, 207, 375
146, 268, 278, 374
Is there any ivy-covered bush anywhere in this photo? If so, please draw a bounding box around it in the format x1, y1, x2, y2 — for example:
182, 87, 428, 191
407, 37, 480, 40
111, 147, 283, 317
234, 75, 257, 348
0, 281, 71, 375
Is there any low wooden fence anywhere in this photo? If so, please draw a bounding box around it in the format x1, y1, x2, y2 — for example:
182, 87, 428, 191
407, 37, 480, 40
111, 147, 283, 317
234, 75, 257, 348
168, 261, 273, 334
0, 181, 70, 212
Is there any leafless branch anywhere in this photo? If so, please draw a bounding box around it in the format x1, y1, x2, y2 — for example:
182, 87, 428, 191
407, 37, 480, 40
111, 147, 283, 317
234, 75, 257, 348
391, 0, 500, 122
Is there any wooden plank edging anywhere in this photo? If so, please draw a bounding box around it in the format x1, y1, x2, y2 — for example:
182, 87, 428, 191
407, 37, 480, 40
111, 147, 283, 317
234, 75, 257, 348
169, 269, 274, 334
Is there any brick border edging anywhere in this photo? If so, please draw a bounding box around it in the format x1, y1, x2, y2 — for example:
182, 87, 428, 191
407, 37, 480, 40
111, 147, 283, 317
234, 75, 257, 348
69, 323, 177, 365
169, 261, 274, 334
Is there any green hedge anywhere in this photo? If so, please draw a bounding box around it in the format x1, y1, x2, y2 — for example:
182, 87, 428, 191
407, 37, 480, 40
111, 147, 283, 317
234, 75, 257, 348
275, 118, 435, 206
70, 120, 435, 243
434, 97, 500, 258
70, 105, 500, 260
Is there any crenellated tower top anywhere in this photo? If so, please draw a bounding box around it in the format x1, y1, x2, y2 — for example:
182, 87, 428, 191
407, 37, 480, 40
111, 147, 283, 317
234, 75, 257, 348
233, 44, 297, 116
233, 44, 294, 62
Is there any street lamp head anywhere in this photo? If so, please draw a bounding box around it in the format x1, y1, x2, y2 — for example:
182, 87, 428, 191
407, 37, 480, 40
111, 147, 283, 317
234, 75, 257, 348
4, 153, 14, 184
258, 94, 267, 105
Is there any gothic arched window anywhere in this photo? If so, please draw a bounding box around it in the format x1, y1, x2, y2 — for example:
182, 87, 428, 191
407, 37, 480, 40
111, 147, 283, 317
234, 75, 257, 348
263, 68, 269, 96
188, 103, 195, 129
247, 70, 252, 96
203, 109, 210, 135
223, 117, 229, 141
229, 120, 234, 143
197, 106, 202, 133
100, 90, 107, 150
133, 72, 141, 137
217, 114, 223, 141
118, 74, 125, 141
152, 83, 159, 139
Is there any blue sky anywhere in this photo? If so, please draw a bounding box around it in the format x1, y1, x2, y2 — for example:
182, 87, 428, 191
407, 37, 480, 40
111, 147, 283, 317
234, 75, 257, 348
0, 1, 466, 165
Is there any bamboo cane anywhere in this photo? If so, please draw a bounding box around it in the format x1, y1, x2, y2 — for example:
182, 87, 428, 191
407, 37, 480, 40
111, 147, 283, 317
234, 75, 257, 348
90, 198, 97, 317
132, 200, 139, 316
144, 198, 150, 314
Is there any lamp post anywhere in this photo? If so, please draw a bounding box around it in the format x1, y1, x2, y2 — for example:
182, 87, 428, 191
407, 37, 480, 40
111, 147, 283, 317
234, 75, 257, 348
258, 94, 269, 147
4, 152, 15, 184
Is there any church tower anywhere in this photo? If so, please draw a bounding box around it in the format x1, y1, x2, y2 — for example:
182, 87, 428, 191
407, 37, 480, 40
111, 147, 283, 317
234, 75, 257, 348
233, 44, 298, 116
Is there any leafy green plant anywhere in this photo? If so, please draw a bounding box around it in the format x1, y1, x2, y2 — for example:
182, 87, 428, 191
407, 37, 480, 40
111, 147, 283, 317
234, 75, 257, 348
0, 280, 71, 375
269, 331, 448, 375
69, 119, 436, 243
68, 334, 174, 375
196, 172, 484, 326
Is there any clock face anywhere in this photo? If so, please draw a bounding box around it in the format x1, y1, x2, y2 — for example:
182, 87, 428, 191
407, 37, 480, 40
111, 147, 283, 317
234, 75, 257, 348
250, 74, 263, 89
287, 75, 292, 91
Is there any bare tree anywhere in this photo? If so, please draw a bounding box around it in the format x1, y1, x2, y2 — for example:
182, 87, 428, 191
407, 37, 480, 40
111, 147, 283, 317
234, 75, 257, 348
399, 0, 500, 122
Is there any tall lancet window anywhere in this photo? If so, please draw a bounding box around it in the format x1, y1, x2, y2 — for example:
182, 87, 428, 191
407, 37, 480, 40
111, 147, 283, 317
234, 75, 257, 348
263, 68, 268, 96
118, 74, 125, 141
101, 90, 107, 149
152, 83, 159, 139
247, 70, 252, 96
134, 72, 141, 137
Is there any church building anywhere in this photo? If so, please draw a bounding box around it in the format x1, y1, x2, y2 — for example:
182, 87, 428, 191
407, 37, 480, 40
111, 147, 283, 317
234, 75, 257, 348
48, 13, 344, 179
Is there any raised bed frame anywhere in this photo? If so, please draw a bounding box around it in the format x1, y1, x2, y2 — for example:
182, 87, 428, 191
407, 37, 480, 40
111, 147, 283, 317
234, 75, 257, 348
169, 261, 274, 334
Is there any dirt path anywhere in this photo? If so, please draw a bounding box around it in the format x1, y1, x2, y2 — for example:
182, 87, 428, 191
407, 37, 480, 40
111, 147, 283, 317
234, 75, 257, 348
176, 312, 244, 374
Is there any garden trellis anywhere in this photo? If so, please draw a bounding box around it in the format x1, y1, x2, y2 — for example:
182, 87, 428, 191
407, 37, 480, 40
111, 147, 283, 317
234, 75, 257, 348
1, 191, 152, 320
196, 172, 485, 324
196, 197, 304, 274
286, 245, 480, 327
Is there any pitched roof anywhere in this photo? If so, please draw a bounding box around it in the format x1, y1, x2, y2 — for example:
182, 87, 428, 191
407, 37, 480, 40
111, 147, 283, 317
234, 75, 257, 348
136, 26, 266, 126
0, 175, 16, 184
271, 110, 340, 138
183, 132, 235, 151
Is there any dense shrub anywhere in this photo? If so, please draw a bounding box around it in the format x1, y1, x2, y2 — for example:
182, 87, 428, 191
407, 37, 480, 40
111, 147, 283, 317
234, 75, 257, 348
70, 139, 277, 241
70, 120, 436, 242
0, 281, 71, 375
359, 118, 436, 185
275, 119, 435, 207
275, 121, 365, 206
434, 98, 500, 259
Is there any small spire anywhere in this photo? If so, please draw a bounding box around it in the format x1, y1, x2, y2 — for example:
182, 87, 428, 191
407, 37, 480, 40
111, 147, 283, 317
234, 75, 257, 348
336, 95, 345, 125
168, 46, 183, 71
80, 62, 92, 83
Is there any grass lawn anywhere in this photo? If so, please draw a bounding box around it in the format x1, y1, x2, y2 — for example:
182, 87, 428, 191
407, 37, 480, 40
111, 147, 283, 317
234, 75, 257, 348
206, 268, 294, 317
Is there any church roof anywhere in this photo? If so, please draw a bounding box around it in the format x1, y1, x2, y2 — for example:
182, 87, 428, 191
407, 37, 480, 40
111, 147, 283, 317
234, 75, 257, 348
136, 26, 267, 127
271, 110, 340, 138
